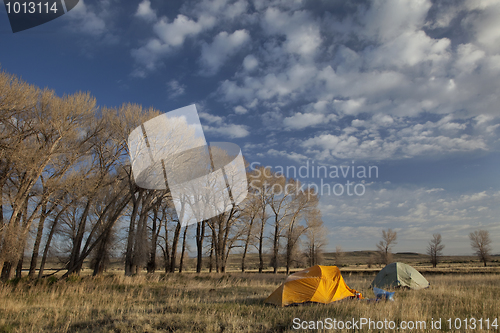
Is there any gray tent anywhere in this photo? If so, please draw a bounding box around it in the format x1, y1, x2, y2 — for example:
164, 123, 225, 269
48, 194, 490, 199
370, 262, 429, 290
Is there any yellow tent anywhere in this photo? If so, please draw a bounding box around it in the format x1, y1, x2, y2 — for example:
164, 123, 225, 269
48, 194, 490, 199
265, 265, 361, 306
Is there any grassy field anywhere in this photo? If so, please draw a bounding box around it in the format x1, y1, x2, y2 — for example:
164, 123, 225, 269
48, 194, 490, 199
1, 270, 499, 332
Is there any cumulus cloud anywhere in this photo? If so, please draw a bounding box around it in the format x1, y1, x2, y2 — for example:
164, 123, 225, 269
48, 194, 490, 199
301, 115, 489, 161
167, 80, 186, 98
283, 112, 337, 130
319, 186, 500, 253
154, 15, 214, 47
131, 12, 216, 75
135, 0, 157, 22
65, 0, 108, 37
199, 30, 251, 74
199, 111, 223, 125
266, 149, 308, 162
262, 7, 321, 58
204, 124, 250, 138
234, 105, 248, 114
131, 39, 170, 73
126, 0, 500, 163
211, 0, 500, 144
242, 54, 259, 71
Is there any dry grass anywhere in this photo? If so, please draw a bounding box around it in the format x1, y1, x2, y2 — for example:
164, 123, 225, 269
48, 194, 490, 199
1, 272, 499, 332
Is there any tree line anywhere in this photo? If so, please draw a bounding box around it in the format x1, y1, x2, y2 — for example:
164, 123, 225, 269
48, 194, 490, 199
0, 70, 327, 280
376, 228, 493, 267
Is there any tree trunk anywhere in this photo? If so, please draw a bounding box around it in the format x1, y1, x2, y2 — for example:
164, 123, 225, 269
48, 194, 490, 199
209, 242, 213, 273
147, 200, 161, 273
29, 197, 49, 278
258, 219, 265, 273
162, 213, 170, 273
15, 254, 23, 278
178, 225, 188, 273
285, 240, 291, 275
68, 196, 93, 275
39, 206, 67, 279
1, 262, 13, 281
272, 221, 279, 274
125, 190, 141, 276
212, 222, 220, 273
241, 217, 255, 273
169, 221, 181, 273
196, 220, 205, 273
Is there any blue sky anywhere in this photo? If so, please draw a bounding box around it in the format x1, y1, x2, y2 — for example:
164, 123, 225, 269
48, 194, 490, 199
1, 0, 499, 255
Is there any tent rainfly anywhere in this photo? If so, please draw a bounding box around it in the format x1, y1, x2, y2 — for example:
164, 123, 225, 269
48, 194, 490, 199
265, 265, 361, 307
370, 262, 429, 290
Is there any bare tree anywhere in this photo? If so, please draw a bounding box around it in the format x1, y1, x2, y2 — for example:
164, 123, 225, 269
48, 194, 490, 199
240, 187, 260, 272
427, 233, 444, 268
247, 166, 276, 272
335, 246, 345, 267
469, 229, 492, 267
303, 209, 327, 267
376, 229, 397, 265
178, 225, 189, 273
0, 72, 97, 279
284, 183, 318, 274
268, 175, 294, 274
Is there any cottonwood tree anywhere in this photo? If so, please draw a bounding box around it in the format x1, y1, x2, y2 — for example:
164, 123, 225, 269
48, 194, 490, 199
335, 246, 345, 267
303, 209, 327, 267
247, 166, 274, 272
377, 229, 397, 265
427, 233, 445, 268
469, 229, 492, 267
0, 75, 97, 279
268, 175, 295, 273
239, 187, 260, 272
284, 184, 319, 274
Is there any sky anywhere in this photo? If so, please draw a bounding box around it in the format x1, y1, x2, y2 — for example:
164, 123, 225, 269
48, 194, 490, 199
1, 0, 499, 255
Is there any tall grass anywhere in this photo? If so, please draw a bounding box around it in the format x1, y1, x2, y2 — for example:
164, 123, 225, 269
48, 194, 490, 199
1, 273, 499, 332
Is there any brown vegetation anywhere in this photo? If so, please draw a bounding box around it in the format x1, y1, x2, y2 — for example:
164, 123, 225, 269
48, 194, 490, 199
1, 272, 499, 332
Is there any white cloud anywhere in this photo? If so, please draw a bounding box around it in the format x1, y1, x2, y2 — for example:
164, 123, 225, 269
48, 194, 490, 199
455, 44, 485, 75
267, 149, 308, 162
319, 186, 500, 253
167, 80, 186, 98
199, 112, 223, 125
464, 0, 500, 53
204, 124, 250, 138
126, 0, 500, 164
283, 112, 337, 130
135, 0, 157, 22
262, 7, 321, 57
359, 0, 432, 42
366, 30, 451, 69
234, 105, 248, 114
199, 30, 251, 74
131, 12, 216, 75
66, 0, 107, 36
131, 39, 170, 72
154, 15, 214, 47
300, 115, 488, 161
242, 54, 259, 71
190, 0, 248, 20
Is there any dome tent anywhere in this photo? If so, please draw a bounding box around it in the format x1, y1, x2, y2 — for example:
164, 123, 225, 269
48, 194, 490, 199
265, 265, 361, 307
370, 262, 429, 290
